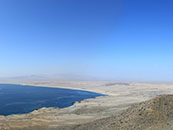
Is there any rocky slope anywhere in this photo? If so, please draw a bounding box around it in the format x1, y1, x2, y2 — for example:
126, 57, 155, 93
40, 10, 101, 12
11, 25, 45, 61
57, 94, 173, 130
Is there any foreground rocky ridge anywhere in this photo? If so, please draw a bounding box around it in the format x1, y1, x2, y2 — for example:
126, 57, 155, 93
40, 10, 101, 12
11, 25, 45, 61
57, 94, 173, 130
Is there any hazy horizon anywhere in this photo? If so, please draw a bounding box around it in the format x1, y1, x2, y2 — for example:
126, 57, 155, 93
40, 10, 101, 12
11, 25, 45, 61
0, 0, 173, 82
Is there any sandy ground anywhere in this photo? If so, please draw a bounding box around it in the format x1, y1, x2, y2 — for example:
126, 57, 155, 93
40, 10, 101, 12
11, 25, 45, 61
0, 81, 173, 129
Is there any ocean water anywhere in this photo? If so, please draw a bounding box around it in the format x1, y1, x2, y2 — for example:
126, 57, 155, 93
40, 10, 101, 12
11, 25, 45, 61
0, 84, 104, 116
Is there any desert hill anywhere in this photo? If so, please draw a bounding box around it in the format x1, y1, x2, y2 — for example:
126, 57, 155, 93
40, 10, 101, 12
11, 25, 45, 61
58, 94, 173, 130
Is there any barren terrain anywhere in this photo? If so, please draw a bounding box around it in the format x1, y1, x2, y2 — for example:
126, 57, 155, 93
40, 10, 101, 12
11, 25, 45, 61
0, 81, 172, 130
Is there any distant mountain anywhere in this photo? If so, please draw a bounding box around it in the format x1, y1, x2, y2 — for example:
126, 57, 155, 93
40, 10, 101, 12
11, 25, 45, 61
0, 74, 99, 82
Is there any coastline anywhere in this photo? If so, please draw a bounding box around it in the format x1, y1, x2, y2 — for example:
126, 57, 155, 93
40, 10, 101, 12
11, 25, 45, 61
0, 84, 106, 116
0, 81, 173, 129
21, 84, 111, 96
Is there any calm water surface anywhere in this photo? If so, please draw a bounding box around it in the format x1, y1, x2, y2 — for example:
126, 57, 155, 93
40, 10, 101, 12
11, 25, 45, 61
0, 84, 104, 116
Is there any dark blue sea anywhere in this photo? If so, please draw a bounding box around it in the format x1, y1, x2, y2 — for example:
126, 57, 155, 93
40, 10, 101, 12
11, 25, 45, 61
0, 84, 104, 116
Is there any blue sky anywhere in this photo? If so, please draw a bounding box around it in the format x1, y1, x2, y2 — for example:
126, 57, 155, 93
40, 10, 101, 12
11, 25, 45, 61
0, 0, 173, 81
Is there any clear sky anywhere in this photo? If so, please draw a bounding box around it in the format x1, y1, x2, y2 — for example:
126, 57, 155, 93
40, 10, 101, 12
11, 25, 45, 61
0, 0, 173, 81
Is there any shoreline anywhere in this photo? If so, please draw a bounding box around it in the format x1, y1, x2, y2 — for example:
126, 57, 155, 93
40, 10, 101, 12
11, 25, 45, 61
0, 82, 115, 96
0, 83, 107, 117
0, 81, 172, 129
21, 84, 111, 96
